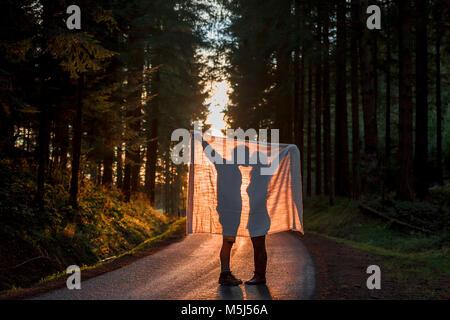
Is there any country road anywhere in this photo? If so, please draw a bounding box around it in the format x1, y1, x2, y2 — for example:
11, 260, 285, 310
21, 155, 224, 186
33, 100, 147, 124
34, 232, 315, 300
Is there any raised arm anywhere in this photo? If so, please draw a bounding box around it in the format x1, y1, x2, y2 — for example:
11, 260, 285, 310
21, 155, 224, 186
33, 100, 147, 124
200, 136, 224, 164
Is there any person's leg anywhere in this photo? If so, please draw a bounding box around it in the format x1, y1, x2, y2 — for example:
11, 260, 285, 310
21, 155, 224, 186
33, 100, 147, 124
220, 238, 233, 272
251, 235, 267, 276
245, 235, 267, 285
219, 236, 242, 286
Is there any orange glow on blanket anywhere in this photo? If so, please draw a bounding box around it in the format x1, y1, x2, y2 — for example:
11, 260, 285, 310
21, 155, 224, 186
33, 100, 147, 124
187, 134, 303, 237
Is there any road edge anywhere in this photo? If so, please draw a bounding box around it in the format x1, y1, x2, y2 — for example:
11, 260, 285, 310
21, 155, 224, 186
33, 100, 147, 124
0, 218, 187, 300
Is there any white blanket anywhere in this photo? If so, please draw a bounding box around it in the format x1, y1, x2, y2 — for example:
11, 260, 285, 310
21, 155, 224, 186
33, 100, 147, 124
186, 133, 303, 237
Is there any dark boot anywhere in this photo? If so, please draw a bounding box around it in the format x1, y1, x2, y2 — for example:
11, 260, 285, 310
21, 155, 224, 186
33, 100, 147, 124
245, 272, 266, 285
219, 271, 243, 286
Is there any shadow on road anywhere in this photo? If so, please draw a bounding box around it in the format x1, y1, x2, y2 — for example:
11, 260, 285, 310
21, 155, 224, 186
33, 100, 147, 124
217, 285, 244, 300
244, 284, 272, 300
217, 284, 272, 300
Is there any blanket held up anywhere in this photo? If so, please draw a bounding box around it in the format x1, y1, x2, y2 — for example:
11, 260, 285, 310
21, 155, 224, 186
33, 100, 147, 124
186, 133, 303, 237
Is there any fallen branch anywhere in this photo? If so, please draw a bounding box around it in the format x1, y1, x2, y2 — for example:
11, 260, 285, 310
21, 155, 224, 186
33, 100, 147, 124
0, 255, 52, 270
358, 204, 434, 235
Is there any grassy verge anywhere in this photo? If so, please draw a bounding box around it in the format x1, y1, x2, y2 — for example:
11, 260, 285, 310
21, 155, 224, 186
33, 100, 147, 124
0, 160, 183, 293
304, 196, 450, 296
34, 218, 185, 288
1, 218, 186, 298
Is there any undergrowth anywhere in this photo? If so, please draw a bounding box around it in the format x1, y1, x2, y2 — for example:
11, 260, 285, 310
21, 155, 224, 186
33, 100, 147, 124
0, 160, 176, 292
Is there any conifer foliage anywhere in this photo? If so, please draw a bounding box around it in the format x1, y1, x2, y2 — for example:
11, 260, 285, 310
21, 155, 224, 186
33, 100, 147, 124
0, 0, 209, 215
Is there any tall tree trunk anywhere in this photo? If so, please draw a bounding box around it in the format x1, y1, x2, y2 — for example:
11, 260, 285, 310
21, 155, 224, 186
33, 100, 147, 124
51, 108, 65, 171
70, 75, 84, 209
351, 0, 361, 199
0, 110, 14, 156
145, 66, 160, 206
435, 5, 443, 185
130, 133, 141, 193
102, 142, 114, 187
397, 0, 414, 200
294, 49, 300, 146
299, 46, 305, 190
123, 33, 144, 200
414, 0, 429, 198
350, 0, 361, 199
97, 161, 102, 186
294, 0, 303, 187
385, 30, 392, 190
116, 144, 123, 189
307, 58, 313, 197
59, 121, 68, 170
130, 36, 144, 195
146, 117, 158, 205
275, 0, 293, 143
36, 0, 56, 208
293, 0, 300, 148
314, 37, 322, 195
322, 3, 332, 203
123, 145, 131, 201
360, 0, 378, 194
335, 0, 350, 196
36, 89, 51, 208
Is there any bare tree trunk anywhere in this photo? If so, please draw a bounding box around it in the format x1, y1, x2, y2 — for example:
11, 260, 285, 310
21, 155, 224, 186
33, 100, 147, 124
145, 66, 160, 206
37, 90, 51, 208
294, 0, 304, 189
123, 146, 131, 201
397, 0, 414, 200
335, 0, 350, 197
70, 75, 84, 209
351, 0, 361, 199
130, 137, 141, 193
123, 32, 144, 200
385, 30, 392, 190
146, 117, 158, 205
36, 0, 55, 208
60, 121, 68, 170
293, 0, 300, 148
307, 58, 313, 197
315, 10, 322, 195
414, 0, 429, 198
360, 0, 378, 194
435, 5, 443, 185
102, 142, 114, 187
323, 2, 332, 200
299, 46, 305, 189
274, 0, 293, 143
116, 144, 123, 189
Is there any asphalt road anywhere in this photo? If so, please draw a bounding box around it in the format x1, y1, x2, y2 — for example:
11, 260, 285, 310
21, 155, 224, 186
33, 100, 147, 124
34, 232, 315, 300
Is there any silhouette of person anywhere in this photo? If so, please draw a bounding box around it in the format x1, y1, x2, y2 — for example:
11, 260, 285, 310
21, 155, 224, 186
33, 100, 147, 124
246, 152, 272, 237
245, 151, 271, 285
201, 138, 244, 238
200, 136, 271, 286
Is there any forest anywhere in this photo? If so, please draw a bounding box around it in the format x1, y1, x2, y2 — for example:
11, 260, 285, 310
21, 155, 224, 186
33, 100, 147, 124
0, 0, 210, 215
0, 0, 449, 293
223, 0, 449, 203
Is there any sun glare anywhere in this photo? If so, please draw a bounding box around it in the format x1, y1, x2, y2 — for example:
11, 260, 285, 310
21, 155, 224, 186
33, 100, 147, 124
205, 81, 230, 136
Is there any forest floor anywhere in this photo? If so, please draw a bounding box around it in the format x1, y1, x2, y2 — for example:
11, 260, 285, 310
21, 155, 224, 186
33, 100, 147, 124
0, 160, 180, 294
0, 218, 187, 300
302, 196, 450, 299
301, 233, 449, 299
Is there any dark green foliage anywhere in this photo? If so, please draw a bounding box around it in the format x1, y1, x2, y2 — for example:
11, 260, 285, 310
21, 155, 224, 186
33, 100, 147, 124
364, 196, 450, 233
0, 0, 211, 290
222, 0, 450, 200
0, 160, 170, 291
0, 0, 209, 210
